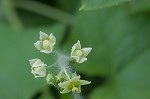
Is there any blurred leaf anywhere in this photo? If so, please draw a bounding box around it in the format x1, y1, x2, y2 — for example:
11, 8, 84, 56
66, 4, 150, 99
80, 0, 130, 11
0, 23, 65, 99
129, 0, 150, 13
90, 49, 150, 99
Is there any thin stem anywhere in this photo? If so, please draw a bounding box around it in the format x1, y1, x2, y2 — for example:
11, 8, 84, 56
1, 0, 23, 30
14, 1, 75, 26
72, 93, 83, 99
46, 62, 57, 69
63, 67, 70, 80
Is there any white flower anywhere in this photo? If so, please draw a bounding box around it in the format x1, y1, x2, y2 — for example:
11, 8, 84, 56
71, 40, 92, 63
58, 73, 91, 93
34, 31, 56, 54
29, 58, 47, 78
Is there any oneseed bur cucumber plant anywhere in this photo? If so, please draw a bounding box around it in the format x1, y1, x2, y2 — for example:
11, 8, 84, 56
29, 31, 92, 94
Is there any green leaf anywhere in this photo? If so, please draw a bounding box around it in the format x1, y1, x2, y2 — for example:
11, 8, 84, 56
80, 0, 130, 11
90, 49, 150, 99
65, 4, 150, 99
129, 0, 150, 13
0, 24, 64, 99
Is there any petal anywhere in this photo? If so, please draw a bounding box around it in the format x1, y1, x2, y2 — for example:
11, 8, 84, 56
40, 50, 51, 54
58, 81, 70, 89
50, 43, 55, 52
60, 88, 71, 94
31, 66, 46, 78
71, 48, 75, 56
71, 73, 78, 78
82, 48, 92, 56
79, 80, 91, 85
78, 57, 87, 63
49, 33, 56, 44
71, 75, 80, 81
71, 56, 80, 63
72, 40, 81, 50
40, 31, 48, 40
29, 59, 38, 66
71, 40, 82, 58
34, 41, 42, 50
46, 74, 55, 84
29, 58, 46, 67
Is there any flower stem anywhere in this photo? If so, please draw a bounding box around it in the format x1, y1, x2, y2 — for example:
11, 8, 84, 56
72, 93, 83, 99
63, 67, 70, 80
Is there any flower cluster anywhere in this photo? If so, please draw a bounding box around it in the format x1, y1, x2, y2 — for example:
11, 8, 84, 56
29, 31, 92, 94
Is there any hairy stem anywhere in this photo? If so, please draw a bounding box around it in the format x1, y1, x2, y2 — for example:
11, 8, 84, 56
63, 67, 70, 80
72, 93, 83, 99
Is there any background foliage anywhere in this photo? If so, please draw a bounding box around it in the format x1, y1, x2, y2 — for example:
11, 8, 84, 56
0, 0, 150, 99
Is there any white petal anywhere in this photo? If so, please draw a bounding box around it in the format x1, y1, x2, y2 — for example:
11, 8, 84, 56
78, 57, 87, 63
79, 80, 91, 85
71, 56, 80, 63
40, 50, 51, 54
29, 58, 46, 67
71, 40, 82, 61
71, 48, 75, 56
50, 43, 55, 52
29, 59, 38, 66
34, 41, 42, 50
40, 31, 48, 40
32, 66, 46, 78
46, 74, 54, 84
72, 40, 81, 50
49, 33, 56, 44
71, 40, 81, 56
60, 88, 71, 94
71, 75, 80, 81
82, 48, 92, 56
58, 81, 70, 88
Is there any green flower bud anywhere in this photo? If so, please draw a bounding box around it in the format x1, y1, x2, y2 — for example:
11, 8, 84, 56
29, 59, 47, 78
46, 74, 56, 85
56, 70, 69, 82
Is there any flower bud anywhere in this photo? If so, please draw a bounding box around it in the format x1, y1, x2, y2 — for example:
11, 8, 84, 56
29, 58, 47, 78
46, 74, 55, 85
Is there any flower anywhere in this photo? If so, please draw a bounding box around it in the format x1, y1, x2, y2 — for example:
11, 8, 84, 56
46, 74, 55, 85
29, 58, 47, 78
34, 31, 56, 54
56, 70, 69, 82
71, 40, 92, 63
58, 73, 91, 93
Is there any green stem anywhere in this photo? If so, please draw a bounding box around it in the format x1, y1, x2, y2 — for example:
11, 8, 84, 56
60, 94, 71, 99
72, 93, 83, 99
14, 1, 75, 26
63, 67, 70, 80
1, 0, 23, 30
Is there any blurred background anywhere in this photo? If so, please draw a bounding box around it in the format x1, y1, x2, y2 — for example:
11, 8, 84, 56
0, 0, 150, 99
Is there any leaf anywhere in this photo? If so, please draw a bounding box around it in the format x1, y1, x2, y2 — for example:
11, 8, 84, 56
65, 4, 150, 99
90, 49, 150, 99
129, 0, 150, 13
80, 0, 130, 11
0, 24, 64, 99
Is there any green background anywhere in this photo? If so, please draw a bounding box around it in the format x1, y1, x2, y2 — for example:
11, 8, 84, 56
0, 0, 150, 99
